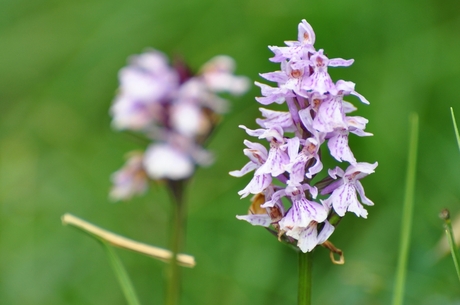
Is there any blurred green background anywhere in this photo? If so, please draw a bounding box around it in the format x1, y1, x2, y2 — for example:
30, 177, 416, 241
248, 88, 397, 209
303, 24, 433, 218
1, 0, 460, 304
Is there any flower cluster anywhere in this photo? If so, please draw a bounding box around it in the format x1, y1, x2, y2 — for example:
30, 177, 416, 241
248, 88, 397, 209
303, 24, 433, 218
110, 49, 249, 200
231, 20, 377, 253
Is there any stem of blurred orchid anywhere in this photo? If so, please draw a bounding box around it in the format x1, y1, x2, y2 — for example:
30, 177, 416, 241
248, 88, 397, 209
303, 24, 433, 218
165, 179, 187, 305
298, 251, 312, 305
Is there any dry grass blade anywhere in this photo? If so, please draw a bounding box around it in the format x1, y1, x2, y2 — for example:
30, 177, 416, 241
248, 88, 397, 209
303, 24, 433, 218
62, 213, 196, 268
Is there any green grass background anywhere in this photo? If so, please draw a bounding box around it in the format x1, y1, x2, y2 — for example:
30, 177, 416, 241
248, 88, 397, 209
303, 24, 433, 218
1, 0, 460, 304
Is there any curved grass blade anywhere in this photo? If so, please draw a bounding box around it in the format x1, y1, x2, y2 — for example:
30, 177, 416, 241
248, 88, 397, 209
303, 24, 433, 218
102, 241, 142, 305
451, 107, 460, 153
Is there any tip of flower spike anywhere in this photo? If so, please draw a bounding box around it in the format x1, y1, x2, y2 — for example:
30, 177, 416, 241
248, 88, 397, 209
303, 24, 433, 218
128, 49, 170, 71
298, 19, 316, 45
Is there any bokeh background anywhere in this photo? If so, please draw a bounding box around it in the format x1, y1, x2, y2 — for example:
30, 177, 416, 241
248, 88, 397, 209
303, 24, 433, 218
1, 0, 460, 304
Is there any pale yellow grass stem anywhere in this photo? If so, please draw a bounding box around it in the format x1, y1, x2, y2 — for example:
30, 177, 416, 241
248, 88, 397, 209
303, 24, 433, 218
62, 213, 195, 268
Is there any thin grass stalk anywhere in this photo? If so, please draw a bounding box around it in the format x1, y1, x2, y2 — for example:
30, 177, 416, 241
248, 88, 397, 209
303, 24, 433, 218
102, 242, 142, 305
392, 113, 419, 305
165, 179, 187, 305
61, 213, 195, 267
443, 108, 460, 282
450, 107, 460, 153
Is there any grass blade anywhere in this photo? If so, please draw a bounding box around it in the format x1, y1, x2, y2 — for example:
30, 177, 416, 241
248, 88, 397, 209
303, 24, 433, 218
61, 213, 195, 267
392, 113, 419, 305
102, 241, 142, 305
450, 107, 460, 153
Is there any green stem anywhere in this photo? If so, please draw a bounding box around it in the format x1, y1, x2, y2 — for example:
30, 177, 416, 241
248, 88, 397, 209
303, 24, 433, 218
102, 242, 142, 305
298, 251, 313, 305
392, 113, 419, 305
165, 179, 187, 305
450, 107, 460, 153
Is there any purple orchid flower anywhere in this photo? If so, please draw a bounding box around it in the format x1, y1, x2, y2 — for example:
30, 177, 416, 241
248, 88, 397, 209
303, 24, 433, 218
231, 19, 377, 253
322, 162, 378, 218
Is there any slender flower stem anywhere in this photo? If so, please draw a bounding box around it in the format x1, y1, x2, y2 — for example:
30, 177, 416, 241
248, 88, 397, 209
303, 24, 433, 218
298, 251, 313, 305
165, 179, 187, 305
